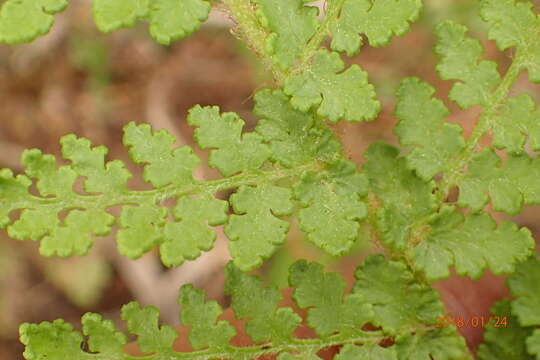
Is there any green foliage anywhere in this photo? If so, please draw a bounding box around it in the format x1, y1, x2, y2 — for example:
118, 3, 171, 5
187, 105, 270, 177
0, 0, 210, 45
147, 0, 211, 45
122, 302, 177, 353
434, 20, 500, 108
458, 149, 540, 215
290, 260, 372, 337
409, 206, 533, 280
353, 254, 443, 333
92, 0, 212, 45
179, 284, 236, 350
4, 0, 540, 359
477, 300, 535, 360
335, 343, 397, 360
480, 0, 540, 82
253, 0, 319, 70
363, 142, 437, 250
225, 184, 293, 270
491, 94, 540, 154
363, 142, 534, 281
92, 0, 149, 33
7, 145, 117, 256
0, 0, 67, 44
61, 135, 130, 193
294, 160, 368, 255
225, 263, 301, 343
284, 50, 380, 122
20, 316, 126, 360
395, 327, 471, 360
509, 257, 540, 360
253, 89, 341, 167
528, 332, 540, 360
394, 77, 465, 181
20, 258, 470, 359
117, 204, 167, 258
1, 89, 370, 271
161, 195, 228, 266
123, 122, 199, 187
507, 257, 540, 327
476, 257, 540, 360
330, 0, 422, 56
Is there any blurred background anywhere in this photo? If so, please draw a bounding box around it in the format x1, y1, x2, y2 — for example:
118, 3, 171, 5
1, 0, 540, 358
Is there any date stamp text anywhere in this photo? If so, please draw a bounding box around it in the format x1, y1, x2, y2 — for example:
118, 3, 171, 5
434, 315, 508, 329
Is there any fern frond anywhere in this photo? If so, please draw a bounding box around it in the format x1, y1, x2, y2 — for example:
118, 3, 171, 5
481, 0, 540, 83
20, 257, 472, 359
362, 143, 534, 280
1, 89, 371, 271
392, 4, 540, 219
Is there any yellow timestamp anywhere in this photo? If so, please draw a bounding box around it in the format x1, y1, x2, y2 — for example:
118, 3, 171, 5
434, 314, 509, 329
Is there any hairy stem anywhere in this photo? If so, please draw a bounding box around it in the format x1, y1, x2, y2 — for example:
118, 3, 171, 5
123, 331, 385, 360
221, 0, 346, 84
220, 0, 286, 83
437, 55, 525, 200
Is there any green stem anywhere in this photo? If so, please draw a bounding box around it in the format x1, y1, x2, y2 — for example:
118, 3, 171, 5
291, 0, 346, 77
437, 56, 524, 201
9, 162, 321, 214
222, 0, 346, 84
221, 0, 286, 83
123, 331, 385, 360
